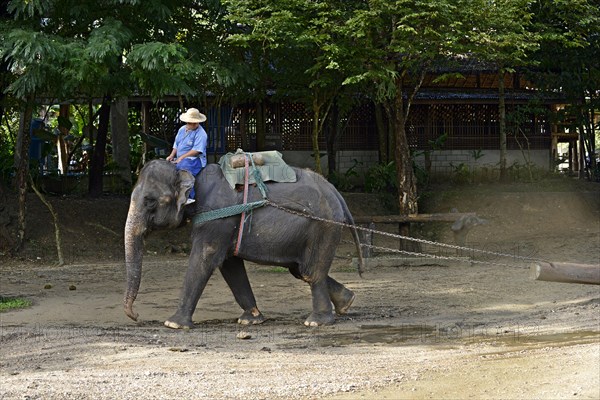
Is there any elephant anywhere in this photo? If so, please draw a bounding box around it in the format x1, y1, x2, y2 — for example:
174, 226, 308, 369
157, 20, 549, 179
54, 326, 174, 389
124, 159, 363, 328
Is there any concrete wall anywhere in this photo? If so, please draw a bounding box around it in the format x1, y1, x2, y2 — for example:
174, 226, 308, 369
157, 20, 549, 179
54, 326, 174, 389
264, 150, 551, 184
413, 149, 551, 176
278, 149, 550, 182
280, 150, 379, 175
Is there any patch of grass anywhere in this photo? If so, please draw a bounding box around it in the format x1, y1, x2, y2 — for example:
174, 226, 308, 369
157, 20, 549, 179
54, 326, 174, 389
265, 266, 288, 273
0, 296, 33, 312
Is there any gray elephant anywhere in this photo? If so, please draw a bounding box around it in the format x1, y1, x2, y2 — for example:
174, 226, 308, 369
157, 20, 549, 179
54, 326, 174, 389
124, 159, 363, 328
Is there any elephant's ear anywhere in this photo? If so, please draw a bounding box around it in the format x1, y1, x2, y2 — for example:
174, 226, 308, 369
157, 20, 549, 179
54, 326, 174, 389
176, 170, 195, 209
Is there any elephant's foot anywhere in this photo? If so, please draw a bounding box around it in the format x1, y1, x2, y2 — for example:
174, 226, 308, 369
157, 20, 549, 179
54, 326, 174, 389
164, 313, 194, 329
331, 288, 355, 315
237, 307, 266, 325
304, 312, 335, 327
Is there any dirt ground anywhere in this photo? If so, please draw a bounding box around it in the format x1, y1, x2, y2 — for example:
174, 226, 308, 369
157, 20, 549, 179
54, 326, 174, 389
1, 177, 599, 399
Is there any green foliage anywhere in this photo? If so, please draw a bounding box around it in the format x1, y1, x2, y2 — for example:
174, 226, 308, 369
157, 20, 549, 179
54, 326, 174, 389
0, 142, 15, 185
0, 109, 19, 185
128, 42, 196, 98
464, 0, 539, 68
471, 149, 484, 161
363, 161, 398, 212
364, 161, 396, 194
0, 296, 32, 312
528, 0, 600, 181
329, 159, 361, 191
450, 162, 471, 184
412, 133, 448, 187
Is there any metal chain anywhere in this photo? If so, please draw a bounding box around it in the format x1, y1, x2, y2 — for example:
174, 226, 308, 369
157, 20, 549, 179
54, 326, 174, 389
264, 200, 547, 265
350, 242, 522, 268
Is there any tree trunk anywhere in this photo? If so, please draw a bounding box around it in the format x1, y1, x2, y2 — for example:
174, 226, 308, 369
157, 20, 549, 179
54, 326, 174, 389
88, 95, 111, 197
110, 97, 132, 187
374, 102, 387, 163
14, 99, 34, 251
57, 104, 70, 174
240, 106, 249, 150
0, 181, 15, 253
29, 175, 64, 266
394, 79, 418, 216
394, 78, 419, 251
325, 102, 339, 177
140, 101, 150, 170
385, 103, 396, 163
311, 99, 323, 175
256, 100, 265, 151
498, 70, 508, 182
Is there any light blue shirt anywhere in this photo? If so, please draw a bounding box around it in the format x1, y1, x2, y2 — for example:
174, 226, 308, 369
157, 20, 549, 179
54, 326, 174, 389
173, 125, 207, 168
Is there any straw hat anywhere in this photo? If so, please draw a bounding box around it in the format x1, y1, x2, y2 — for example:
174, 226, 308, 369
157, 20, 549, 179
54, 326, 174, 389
180, 108, 206, 123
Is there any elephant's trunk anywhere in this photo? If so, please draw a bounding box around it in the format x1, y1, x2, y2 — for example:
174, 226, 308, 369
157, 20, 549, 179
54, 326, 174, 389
123, 200, 146, 321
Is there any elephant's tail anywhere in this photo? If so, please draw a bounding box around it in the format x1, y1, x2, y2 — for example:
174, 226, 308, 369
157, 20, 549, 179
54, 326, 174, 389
335, 191, 365, 277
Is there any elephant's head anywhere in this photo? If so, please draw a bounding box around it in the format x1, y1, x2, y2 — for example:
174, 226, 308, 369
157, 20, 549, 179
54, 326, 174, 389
123, 160, 194, 321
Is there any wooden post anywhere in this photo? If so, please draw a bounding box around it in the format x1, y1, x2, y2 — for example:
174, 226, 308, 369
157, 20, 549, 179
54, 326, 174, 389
140, 101, 150, 169
532, 262, 600, 285
359, 222, 374, 258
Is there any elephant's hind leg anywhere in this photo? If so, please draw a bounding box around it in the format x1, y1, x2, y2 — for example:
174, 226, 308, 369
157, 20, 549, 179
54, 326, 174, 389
220, 257, 266, 325
289, 267, 355, 317
327, 277, 356, 315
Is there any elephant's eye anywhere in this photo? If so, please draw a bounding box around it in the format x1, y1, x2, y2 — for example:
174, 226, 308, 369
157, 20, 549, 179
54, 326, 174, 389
144, 196, 158, 209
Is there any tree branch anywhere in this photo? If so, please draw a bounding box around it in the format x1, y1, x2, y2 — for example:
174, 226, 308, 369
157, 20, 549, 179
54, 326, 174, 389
28, 175, 64, 266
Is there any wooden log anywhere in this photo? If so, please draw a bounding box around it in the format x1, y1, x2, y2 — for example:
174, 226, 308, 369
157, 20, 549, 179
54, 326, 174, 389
354, 212, 477, 224
531, 262, 600, 285
230, 153, 265, 168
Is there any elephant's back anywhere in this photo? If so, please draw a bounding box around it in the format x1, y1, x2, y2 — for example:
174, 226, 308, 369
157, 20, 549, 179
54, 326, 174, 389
268, 168, 346, 221
198, 164, 345, 221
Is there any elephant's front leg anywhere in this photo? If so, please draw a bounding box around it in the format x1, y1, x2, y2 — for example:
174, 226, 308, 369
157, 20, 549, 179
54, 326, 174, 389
164, 244, 223, 329
220, 257, 266, 325
305, 278, 335, 327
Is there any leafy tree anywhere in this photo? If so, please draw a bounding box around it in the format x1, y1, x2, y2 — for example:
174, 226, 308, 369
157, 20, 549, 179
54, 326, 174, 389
344, 0, 471, 218
1, 0, 225, 251
2, 0, 225, 197
528, 0, 600, 181
224, 0, 364, 174
464, 0, 539, 181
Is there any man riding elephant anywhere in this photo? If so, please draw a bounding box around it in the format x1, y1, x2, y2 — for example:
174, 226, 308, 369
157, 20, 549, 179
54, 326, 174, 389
166, 108, 208, 205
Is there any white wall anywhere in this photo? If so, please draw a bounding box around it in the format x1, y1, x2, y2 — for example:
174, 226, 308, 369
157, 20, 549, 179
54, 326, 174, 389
281, 150, 379, 175
412, 149, 551, 175
281, 149, 550, 181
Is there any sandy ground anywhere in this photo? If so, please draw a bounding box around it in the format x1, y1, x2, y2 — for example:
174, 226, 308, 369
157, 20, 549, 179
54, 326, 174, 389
1, 179, 599, 399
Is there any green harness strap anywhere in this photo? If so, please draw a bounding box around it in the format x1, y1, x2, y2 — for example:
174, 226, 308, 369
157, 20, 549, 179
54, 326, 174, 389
193, 152, 270, 226
193, 200, 268, 225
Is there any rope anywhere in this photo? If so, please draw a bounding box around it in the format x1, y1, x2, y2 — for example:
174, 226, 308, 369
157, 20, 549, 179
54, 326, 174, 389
249, 153, 268, 199
234, 155, 251, 256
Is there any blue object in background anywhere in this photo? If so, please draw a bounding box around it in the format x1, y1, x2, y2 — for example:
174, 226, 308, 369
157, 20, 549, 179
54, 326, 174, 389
29, 118, 46, 173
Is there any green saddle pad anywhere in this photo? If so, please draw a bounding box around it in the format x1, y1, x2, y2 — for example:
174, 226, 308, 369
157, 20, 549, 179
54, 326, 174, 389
218, 149, 297, 189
